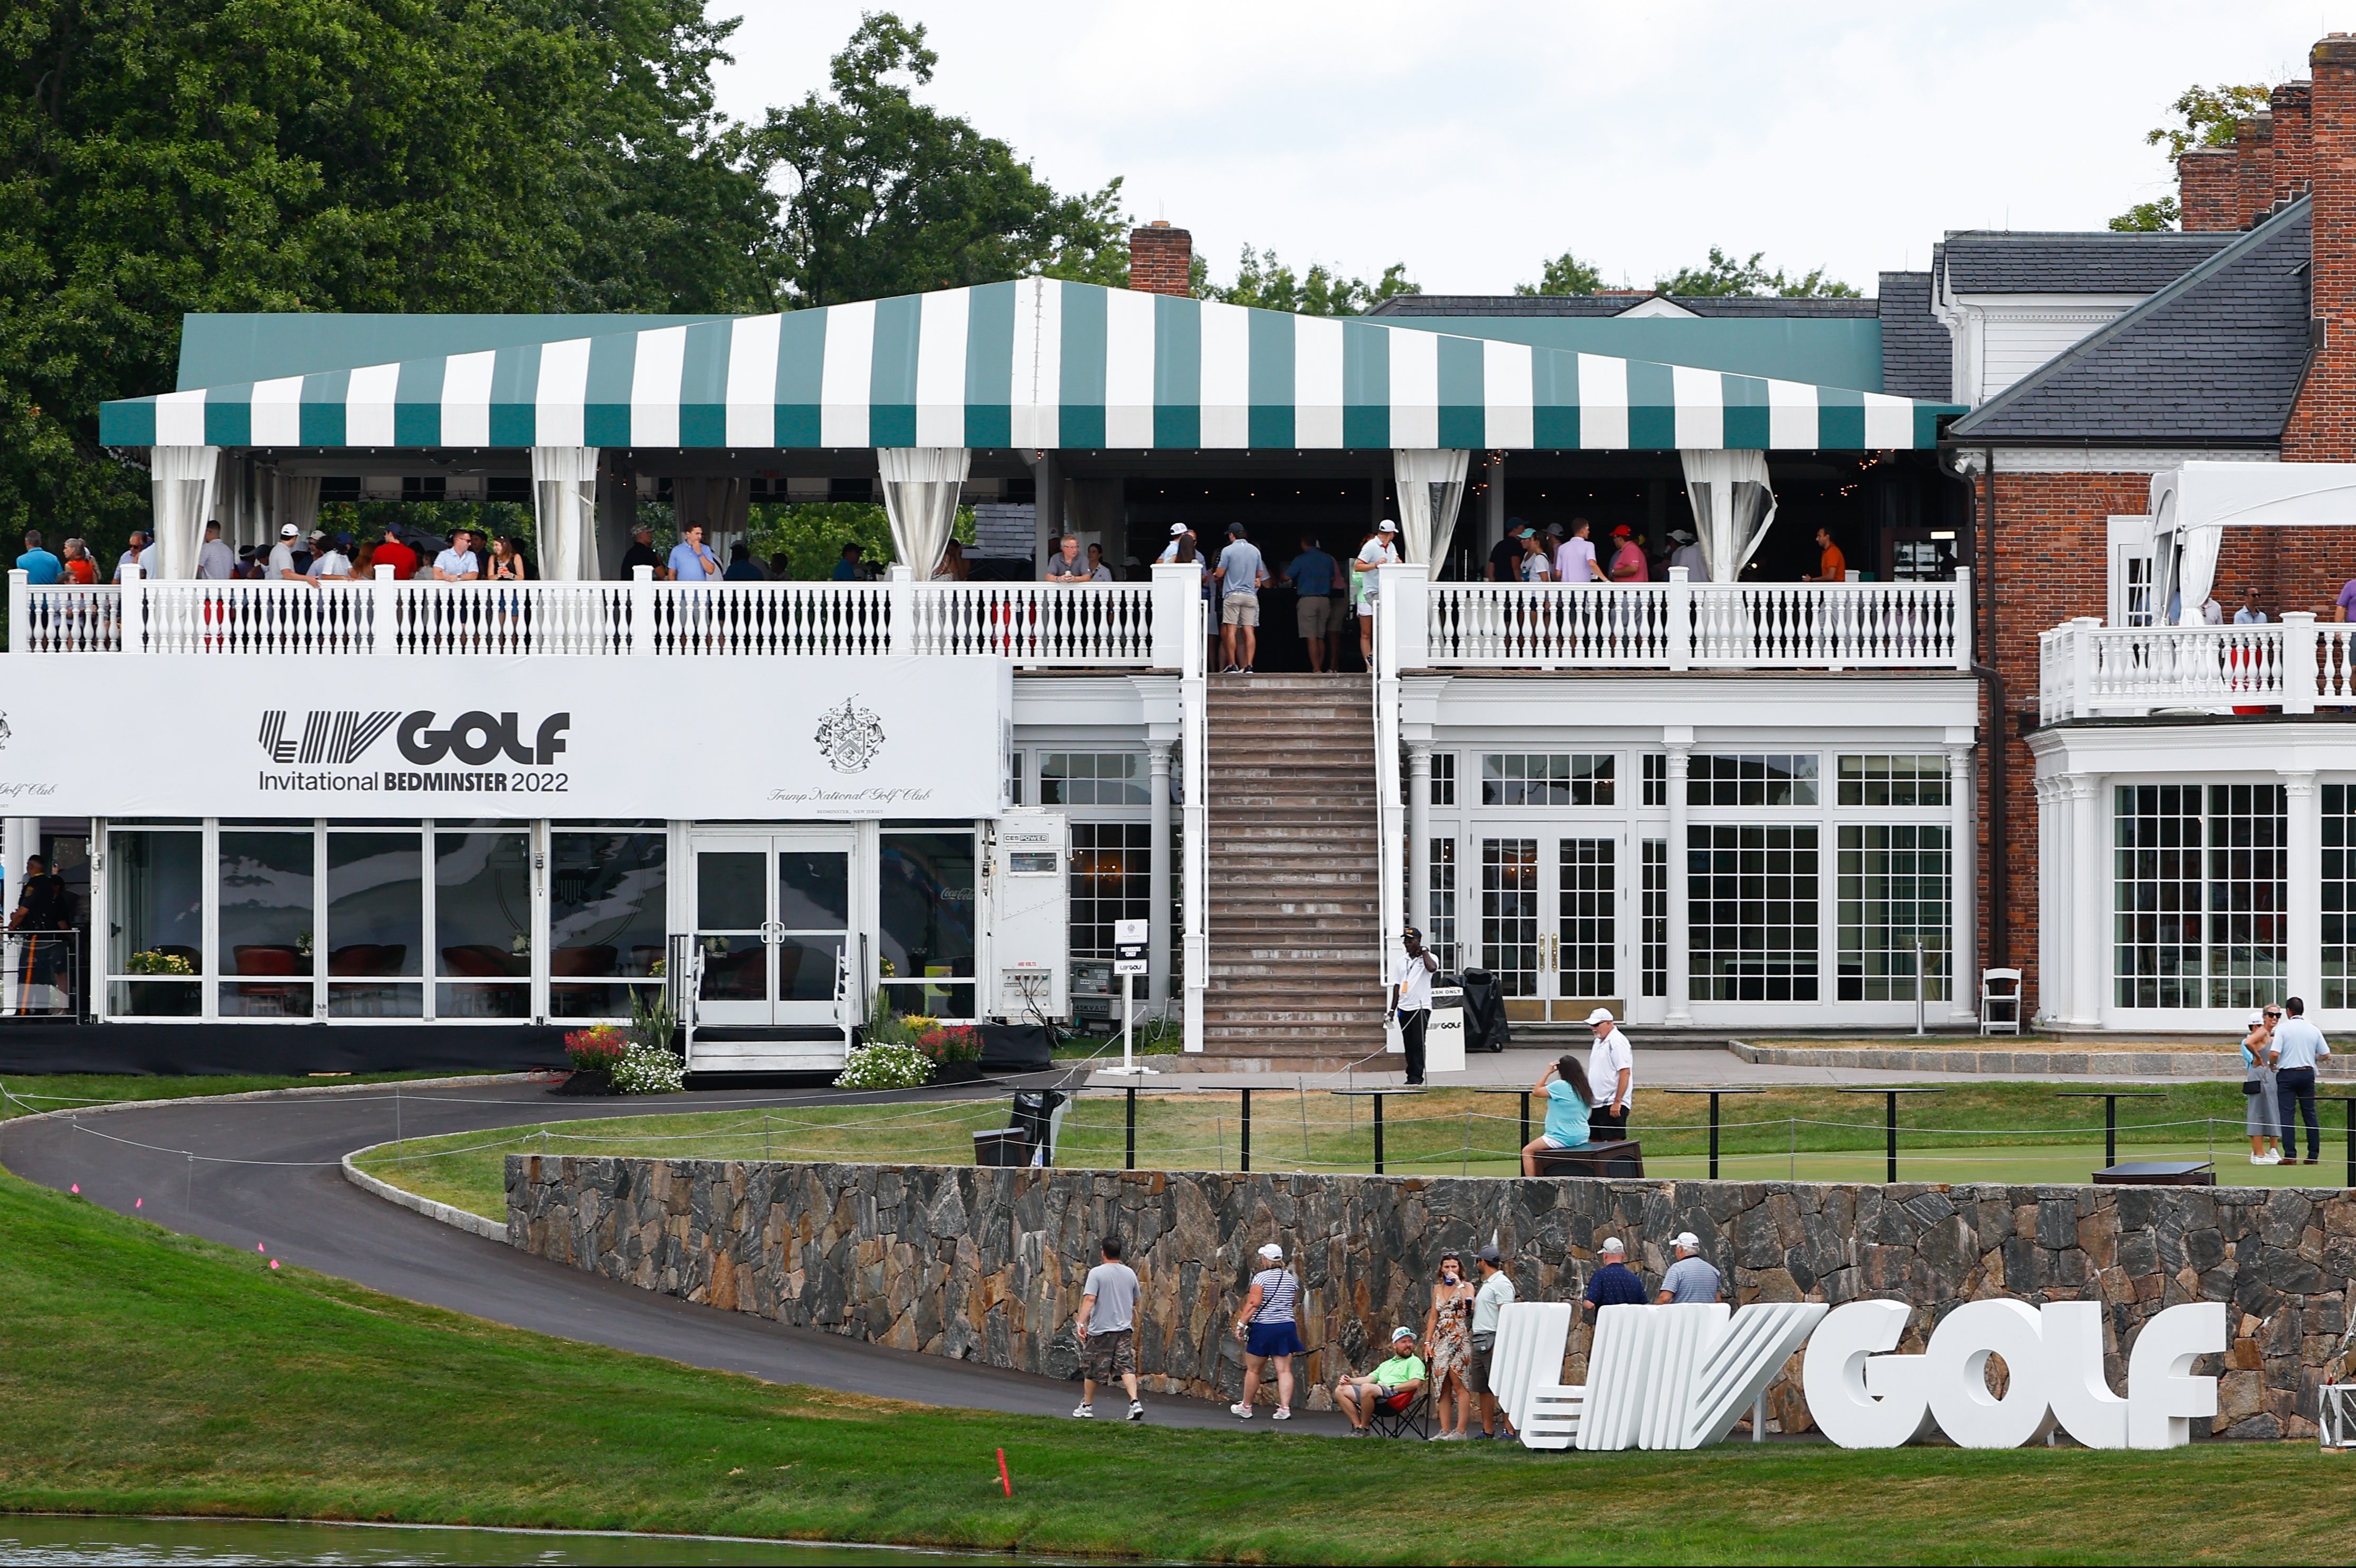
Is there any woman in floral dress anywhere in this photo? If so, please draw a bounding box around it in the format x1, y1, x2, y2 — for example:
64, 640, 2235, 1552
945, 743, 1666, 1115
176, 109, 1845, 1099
1422, 1250, 1477, 1439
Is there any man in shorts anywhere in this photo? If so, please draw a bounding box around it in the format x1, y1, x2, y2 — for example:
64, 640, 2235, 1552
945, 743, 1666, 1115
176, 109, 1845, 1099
1284, 535, 1339, 672
1466, 1243, 1517, 1439
1073, 1236, 1144, 1420
1354, 519, 1399, 663
1213, 522, 1268, 673
1335, 1327, 1428, 1434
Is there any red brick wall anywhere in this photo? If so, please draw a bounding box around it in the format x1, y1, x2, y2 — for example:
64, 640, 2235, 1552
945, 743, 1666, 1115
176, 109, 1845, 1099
2234, 113, 2274, 229
2180, 148, 2238, 231
2287, 37, 2356, 459
1128, 223, 1192, 297
2273, 82, 2313, 205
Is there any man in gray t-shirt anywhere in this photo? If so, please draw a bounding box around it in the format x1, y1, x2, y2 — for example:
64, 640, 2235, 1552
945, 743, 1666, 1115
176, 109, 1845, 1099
1075, 1237, 1144, 1420
1212, 524, 1268, 674
1657, 1231, 1723, 1304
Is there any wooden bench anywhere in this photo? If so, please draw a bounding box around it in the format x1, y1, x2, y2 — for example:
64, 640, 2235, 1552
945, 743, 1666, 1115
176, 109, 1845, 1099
1533, 1139, 1644, 1177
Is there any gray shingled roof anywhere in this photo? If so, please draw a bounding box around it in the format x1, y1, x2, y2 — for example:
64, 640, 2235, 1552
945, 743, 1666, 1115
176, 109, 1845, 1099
1938, 230, 2237, 294
1946, 199, 2312, 445
1365, 293, 1878, 319
1876, 271, 1950, 401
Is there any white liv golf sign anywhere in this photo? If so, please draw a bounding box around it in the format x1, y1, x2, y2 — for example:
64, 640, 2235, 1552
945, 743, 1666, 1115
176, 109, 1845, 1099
0, 654, 1012, 821
1492, 1297, 2225, 1451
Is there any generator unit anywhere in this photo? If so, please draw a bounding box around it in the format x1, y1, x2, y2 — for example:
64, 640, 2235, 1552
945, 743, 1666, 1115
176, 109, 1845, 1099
985, 809, 1070, 1021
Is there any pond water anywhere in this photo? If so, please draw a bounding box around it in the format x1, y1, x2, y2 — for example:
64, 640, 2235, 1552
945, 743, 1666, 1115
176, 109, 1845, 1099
0, 1515, 1094, 1566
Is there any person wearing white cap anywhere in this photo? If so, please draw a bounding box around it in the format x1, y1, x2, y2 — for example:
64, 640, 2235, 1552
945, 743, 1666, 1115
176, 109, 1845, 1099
1155, 521, 1196, 564
1333, 1326, 1427, 1436
1580, 1236, 1647, 1322
1352, 519, 1399, 663
1657, 1232, 1722, 1305
2242, 1005, 2283, 1165
1584, 1006, 1633, 1140
267, 521, 307, 585
1229, 1241, 1302, 1420
1667, 527, 1706, 580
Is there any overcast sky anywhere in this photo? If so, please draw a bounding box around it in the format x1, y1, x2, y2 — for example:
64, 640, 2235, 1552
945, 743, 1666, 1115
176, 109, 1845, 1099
709, 2, 2333, 297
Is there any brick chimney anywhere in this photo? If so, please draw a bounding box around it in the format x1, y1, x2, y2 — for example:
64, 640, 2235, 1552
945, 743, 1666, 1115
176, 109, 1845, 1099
2179, 147, 2238, 231
2272, 81, 2313, 206
2282, 36, 2356, 461
1128, 221, 1193, 297
2232, 112, 2274, 227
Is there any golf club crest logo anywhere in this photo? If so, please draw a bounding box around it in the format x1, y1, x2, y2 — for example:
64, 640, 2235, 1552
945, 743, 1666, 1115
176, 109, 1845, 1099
814, 697, 885, 774
0, 710, 12, 749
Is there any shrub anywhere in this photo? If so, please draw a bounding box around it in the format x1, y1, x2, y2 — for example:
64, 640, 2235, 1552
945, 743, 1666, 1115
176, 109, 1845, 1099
833, 1042, 933, 1090
914, 1023, 982, 1065
563, 1025, 629, 1075
609, 1042, 685, 1095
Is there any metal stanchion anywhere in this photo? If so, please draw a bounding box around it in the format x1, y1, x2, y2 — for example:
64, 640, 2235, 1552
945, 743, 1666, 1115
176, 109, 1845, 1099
1664, 1086, 1764, 1180
1126, 1084, 1137, 1171
2056, 1089, 2165, 1170
1838, 1086, 1943, 1183
1240, 1087, 1251, 1173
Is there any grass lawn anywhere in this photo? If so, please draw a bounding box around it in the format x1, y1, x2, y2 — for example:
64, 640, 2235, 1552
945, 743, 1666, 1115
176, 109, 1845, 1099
0, 1070, 505, 1124
3, 1168, 2354, 1564
356, 1081, 2338, 1224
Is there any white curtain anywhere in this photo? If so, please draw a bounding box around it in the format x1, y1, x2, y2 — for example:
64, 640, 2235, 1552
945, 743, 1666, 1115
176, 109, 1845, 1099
1393, 448, 1470, 568
1678, 449, 1778, 582
278, 474, 321, 549
2172, 525, 2223, 624
531, 445, 601, 582
148, 445, 220, 580
878, 447, 971, 580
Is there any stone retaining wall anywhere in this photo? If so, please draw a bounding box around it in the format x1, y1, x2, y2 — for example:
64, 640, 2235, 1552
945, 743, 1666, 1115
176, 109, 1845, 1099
508, 1157, 2356, 1439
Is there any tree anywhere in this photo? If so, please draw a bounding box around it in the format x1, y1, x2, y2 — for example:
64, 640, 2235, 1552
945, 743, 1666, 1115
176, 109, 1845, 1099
2108, 82, 2271, 230
1196, 247, 1419, 315
0, 0, 775, 566
753, 15, 1128, 306
1655, 248, 1859, 298
1515, 251, 1604, 296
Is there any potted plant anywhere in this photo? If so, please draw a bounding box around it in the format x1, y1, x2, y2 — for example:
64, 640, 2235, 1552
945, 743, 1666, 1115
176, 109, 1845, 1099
915, 1022, 986, 1084
558, 1024, 628, 1096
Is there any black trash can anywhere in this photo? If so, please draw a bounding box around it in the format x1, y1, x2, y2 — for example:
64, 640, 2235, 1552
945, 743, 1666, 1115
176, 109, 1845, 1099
1457, 968, 1512, 1053
1010, 1089, 1069, 1165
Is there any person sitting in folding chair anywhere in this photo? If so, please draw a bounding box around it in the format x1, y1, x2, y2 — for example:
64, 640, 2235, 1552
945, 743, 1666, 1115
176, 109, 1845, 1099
1335, 1326, 1428, 1437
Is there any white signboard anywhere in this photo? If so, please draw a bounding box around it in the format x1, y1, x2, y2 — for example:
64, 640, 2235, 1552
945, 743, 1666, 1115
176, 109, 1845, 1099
0, 654, 1012, 821
1424, 987, 1466, 1075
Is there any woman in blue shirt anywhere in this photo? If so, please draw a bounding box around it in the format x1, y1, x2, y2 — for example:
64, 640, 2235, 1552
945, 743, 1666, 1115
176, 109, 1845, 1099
1519, 1054, 1594, 1175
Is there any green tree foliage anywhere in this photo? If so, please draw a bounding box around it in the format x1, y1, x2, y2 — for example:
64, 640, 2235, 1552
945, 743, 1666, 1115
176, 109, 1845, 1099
1, 0, 775, 560
1196, 247, 1419, 315
2109, 82, 2271, 230
753, 15, 1128, 306
747, 500, 973, 581
1655, 247, 1860, 298
1514, 251, 1605, 296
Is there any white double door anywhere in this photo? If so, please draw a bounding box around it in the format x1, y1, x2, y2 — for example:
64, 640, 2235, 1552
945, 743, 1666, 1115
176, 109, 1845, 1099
689, 829, 858, 1028
1478, 832, 1644, 1022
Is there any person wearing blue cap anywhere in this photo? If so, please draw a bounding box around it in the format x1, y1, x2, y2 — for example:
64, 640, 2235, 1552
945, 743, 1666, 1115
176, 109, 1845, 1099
1334, 1326, 1426, 1435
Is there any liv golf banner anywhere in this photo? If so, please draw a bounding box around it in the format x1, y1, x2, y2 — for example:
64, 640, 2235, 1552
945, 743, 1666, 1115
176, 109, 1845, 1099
0, 654, 1012, 821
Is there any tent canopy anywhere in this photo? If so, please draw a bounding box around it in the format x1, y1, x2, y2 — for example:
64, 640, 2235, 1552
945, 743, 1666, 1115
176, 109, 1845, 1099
2149, 460, 2356, 623
101, 280, 1960, 454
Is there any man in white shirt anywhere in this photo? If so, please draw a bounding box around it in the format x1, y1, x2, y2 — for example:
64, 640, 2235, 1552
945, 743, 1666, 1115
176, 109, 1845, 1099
305, 530, 352, 582
1667, 527, 1707, 580
1156, 522, 1194, 563
2232, 587, 2269, 625
433, 528, 483, 582
1584, 1006, 1633, 1139
1386, 926, 1439, 1086
267, 522, 306, 584
1553, 517, 1598, 583
115, 531, 148, 581
2270, 995, 2332, 1165
1354, 520, 1399, 663
195, 522, 237, 581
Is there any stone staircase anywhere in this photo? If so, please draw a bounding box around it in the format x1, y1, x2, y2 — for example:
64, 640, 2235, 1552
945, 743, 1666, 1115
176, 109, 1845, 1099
1199, 673, 1386, 1069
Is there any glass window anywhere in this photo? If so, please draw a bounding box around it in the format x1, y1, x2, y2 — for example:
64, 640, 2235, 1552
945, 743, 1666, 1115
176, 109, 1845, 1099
1040, 753, 1148, 806
1642, 753, 1666, 808
1428, 838, 1457, 972
1557, 838, 1616, 998
1837, 824, 1951, 1002
1480, 838, 1539, 996
218, 830, 315, 1018
2328, 785, 2356, 1009
2114, 784, 2285, 1009
1069, 823, 1150, 961
880, 831, 976, 1019
1007, 750, 1024, 807
107, 829, 201, 1016
1430, 753, 1456, 807
1481, 753, 1613, 807
1689, 754, 1819, 807
1641, 839, 1667, 998
327, 831, 422, 1017
435, 831, 531, 1019
1688, 824, 1819, 1002
1838, 755, 1950, 808
549, 831, 667, 1018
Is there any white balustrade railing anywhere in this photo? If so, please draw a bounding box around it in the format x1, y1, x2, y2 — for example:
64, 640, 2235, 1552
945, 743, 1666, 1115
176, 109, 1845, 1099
1422, 572, 1971, 670
7, 568, 1170, 666
2038, 613, 2356, 721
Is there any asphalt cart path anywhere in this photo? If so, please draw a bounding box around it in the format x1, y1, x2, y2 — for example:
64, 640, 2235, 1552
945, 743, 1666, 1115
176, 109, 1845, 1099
2, 1076, 1347, 1435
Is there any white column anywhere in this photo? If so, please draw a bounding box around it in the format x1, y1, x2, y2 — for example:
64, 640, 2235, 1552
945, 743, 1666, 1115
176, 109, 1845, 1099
1948, 743, 1978, 1023
2068, 775, 2106, 1028
1148, 740, 1174, 1016
1408, 742, 1433, 937
7, 569, 24, 653
2284, 770, 2322, 1008
1, 818, 33, 927
1665, 733, 1693, 1026
2035, 776, 2064, 1027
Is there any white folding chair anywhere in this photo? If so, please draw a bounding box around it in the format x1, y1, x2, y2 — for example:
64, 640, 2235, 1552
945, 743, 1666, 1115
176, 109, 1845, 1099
1980, 967, 2024, 1035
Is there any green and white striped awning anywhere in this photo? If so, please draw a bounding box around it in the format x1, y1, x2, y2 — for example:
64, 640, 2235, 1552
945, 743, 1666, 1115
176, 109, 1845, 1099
101, 280, 1959, 452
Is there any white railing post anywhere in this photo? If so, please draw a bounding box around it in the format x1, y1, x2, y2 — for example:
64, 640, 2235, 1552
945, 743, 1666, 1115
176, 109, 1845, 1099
1181, 571, 1208, 1054
1373, 563, 1405, 1044
1951, 569, 1972, 670
121, 564, 145, 654
2283, 611, 2319, 715
1150, 561, 1194, 670
1666, 566, 1692, 672
630, 565, 655, 655
1384, 560, 1429, 670
6, 569, 24, 654
886, 565, 914, 657
2069, 615, 2100, 719
370, 564, 396, 656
